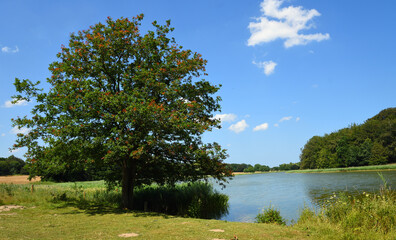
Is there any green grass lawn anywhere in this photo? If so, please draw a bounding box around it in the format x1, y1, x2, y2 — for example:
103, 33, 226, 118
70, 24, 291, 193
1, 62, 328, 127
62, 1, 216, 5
0, 205, 308, 240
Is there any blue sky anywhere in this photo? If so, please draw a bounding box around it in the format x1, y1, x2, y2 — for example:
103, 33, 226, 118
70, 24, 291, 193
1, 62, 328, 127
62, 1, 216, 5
1, 0, 395, 167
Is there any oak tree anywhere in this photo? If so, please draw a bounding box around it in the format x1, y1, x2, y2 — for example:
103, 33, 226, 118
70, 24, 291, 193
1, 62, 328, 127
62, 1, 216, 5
12, 15, 231, 209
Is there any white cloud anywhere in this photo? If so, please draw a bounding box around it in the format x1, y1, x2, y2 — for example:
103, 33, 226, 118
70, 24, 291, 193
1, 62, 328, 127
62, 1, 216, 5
279, 116, 292, 122
10, 126, 31, 135
213, 113, 237, 123
274, 123, 279, 127
253, 123, 269, 131
296, 117, 301, 122
252, 60, 277, 75
248, 0, 330, 48
229, 120, 248, 133
3, 99, 28, 108
1, 46, 19, 53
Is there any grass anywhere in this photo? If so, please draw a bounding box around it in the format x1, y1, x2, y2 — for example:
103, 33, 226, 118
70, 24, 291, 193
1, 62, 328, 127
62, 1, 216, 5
288, 163, 396, 173
0, 181, 308, 239
0, 180, 229, 219
295, 178, 396, 240
0, 205, 310, 240
1, 176, 395, 239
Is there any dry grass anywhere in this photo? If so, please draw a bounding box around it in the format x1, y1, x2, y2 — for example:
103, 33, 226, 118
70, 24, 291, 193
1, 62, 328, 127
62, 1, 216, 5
0, 175, 41, 184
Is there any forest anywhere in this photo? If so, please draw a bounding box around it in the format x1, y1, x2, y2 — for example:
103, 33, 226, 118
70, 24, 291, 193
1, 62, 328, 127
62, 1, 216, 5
0, 155, 27, 176
299, 108, 396, 169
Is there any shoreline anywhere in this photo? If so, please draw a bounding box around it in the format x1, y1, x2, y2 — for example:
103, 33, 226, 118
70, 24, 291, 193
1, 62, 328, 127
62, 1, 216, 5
231, 163, 396, 175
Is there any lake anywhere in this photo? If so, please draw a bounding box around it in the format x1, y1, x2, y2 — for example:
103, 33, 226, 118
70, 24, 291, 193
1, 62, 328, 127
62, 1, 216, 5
213, 171, 396, 224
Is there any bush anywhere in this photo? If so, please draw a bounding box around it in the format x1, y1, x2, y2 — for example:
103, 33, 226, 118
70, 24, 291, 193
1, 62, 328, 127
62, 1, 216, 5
255, 205, 286, 225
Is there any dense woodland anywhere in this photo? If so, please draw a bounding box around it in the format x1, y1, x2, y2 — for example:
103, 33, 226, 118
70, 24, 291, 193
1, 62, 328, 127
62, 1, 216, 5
0, 155, 27, 176
226, 162, 299, 172
300, 108, 396, 169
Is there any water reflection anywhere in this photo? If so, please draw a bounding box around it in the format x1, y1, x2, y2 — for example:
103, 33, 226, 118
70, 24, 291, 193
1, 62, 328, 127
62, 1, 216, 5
213, 171, 396, 224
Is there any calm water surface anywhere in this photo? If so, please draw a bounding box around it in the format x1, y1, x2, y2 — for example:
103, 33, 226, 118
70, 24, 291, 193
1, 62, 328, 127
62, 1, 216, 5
213, 171, 396, 223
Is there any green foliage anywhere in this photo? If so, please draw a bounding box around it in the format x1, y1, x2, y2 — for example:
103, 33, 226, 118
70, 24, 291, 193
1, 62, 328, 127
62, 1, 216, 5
11, 15, 231, 208
0, 181, 228, 219
133, 182, 228, 219
226, 163, 271, 172
243, 166, 255, 173
297, 186, 396, 238
255, 205, 286, 225
277, 162, 300, 171
226, 163, 252, 172
300, 108, 396, 169
0, 155, 27, 176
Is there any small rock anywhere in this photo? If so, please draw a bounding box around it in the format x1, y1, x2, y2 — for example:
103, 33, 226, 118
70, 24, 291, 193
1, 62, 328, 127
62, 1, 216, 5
118, 233, 139, 238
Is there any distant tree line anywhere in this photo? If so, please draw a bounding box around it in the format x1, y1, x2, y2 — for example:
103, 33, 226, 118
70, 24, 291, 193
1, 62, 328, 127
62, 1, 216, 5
226, 162, 299, 173
300, 108, 396, 169
0, 155, 28, 176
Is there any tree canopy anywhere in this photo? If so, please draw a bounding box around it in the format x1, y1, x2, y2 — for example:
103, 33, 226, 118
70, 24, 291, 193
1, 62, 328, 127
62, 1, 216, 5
11, 15, 231, 208
0, 155, 27, 176
300, 108, 396, 169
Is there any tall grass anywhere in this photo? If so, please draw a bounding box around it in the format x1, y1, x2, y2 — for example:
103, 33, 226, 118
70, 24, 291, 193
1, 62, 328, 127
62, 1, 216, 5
296, 181, 396, 239
133, 182, 229, 219
0, 181, 228, 219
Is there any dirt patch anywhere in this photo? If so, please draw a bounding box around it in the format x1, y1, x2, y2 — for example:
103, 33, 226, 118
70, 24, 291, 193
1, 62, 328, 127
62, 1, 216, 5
0, 175, 40, 184
118, 233, 139, 238
0, 205, 25, 212
209, 229, 225, 233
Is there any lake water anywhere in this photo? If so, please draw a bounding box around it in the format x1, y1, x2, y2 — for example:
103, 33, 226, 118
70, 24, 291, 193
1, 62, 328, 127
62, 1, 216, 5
213, 171, 396, 224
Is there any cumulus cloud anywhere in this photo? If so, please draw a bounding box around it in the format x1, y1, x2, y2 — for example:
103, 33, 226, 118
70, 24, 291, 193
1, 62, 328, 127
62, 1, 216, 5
213, 113, 237, 123
229, 120, 248, 133
252, 60, 277, 75
253, 123, 269, 131
279, 116, 293, 122
248, 0, 330, 48
1, 46, 19, 53
10, 126, 31, 135
3, 99, 28, 108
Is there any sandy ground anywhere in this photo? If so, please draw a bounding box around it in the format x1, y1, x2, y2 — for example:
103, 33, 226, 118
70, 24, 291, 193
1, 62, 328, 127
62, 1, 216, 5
0, 175, 41, 184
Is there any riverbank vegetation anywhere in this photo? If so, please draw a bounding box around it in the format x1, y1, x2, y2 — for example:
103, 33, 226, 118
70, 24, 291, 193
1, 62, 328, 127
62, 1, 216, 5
0, 181, 228, 219
295, 183, 396, 239
300, 108, 396, 170
1, 177, 395, 239
288, 163, 396, 173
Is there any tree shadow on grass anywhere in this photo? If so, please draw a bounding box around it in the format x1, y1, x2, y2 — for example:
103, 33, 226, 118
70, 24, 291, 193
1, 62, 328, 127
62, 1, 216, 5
51, 198, 171, 218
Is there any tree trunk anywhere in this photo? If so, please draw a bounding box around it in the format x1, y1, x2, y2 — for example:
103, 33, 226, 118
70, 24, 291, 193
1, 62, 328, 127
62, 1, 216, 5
121, 159, 136, 209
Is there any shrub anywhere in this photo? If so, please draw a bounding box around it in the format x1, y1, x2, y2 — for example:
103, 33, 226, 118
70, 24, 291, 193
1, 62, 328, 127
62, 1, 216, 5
255, 205, 286, 225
